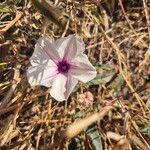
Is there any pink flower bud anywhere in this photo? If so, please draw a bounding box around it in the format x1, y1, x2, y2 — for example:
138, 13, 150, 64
79, 91, 94, 107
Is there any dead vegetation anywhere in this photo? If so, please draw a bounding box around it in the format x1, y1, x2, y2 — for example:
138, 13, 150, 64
0, 0, 150, 149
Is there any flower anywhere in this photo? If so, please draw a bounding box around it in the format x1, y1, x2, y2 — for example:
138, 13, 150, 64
27, 35, 97, 101
78, 91, 94, 107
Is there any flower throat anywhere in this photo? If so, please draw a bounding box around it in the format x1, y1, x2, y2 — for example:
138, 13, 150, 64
57, 60, 70, 73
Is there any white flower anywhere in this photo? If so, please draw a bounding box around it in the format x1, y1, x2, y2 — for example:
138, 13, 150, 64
27, 35, 97, 101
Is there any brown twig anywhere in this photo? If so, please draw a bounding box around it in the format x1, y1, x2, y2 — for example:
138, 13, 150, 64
0, 65, 21, 109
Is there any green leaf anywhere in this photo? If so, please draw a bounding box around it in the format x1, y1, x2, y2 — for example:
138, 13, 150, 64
111, 74, 124, 97
141, 125, 150, 136
0, 62, 8, 71
0, 4, 11, 13
95, 64, 112, 70
75, 108, 83, 120
73, 108, 85, 150
88, 74, 114, 85
86, 123, 103, 150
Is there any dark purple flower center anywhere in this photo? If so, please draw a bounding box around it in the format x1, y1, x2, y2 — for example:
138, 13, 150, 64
57, 60, 70, 73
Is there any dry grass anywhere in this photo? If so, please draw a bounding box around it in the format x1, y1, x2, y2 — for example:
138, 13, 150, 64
0, 0, 150, 149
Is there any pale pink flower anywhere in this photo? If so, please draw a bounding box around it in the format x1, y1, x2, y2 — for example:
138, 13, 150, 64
27, 35, 97, 101
78, 91, 94, 107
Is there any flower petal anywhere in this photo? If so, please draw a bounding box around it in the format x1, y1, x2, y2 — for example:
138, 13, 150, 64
70, 54, 97, 83
30, 44, 58, 68
50, 74, 67, 101
30, 37, 60, 66
27, 65, 57, 87
50, 73, 78, 101
54, 35, 85, 60
65, 74, 78, 99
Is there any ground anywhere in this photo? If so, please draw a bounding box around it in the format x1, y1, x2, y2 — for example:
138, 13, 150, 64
0, 0, 150, 149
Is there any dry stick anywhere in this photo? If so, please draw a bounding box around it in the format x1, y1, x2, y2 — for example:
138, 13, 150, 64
0, 115, 14, 146
61, 19, 70, 38
66, 104, 114, 138
118, 0, 135, 33
139, 0, 150, 69
0, 11, 22, 34
102, 30, 149, 115
0, 86, 23, 146
0, 103, 22, 116
143, 0, 150, 40
0, 41, 10, 47
0, 65, 21, 109
0, 124, 14, 146
117, 1, 149, 112
36, 129, 43, 150
118, 0, 148, 48
129, 134, 149, 150
132, 121, 150, 149
107, 132, 124, 142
